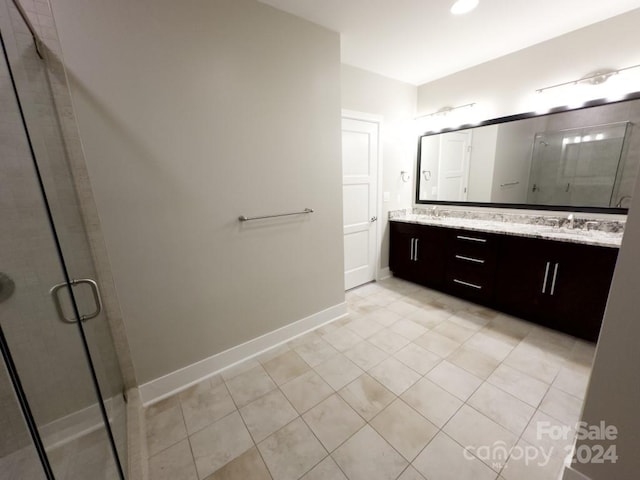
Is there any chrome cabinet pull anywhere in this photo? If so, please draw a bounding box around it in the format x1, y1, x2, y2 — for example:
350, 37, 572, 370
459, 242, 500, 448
456, 235, 487, 243
414, 238, 419, 261
410, 238, 415, 261
453, 279, 482, 290
542, 262, 550, 293
50, 279, 103, 324
455, 254, 485, 264
550, 263, 559, 295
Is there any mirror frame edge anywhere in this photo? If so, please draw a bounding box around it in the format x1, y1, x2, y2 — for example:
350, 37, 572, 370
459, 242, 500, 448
414, 91, 640, 214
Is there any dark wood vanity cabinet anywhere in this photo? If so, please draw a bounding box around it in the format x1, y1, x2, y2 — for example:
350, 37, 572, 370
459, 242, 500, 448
494, 236, 618, 342
389, 222, 446, 288
389, 222, 619, 342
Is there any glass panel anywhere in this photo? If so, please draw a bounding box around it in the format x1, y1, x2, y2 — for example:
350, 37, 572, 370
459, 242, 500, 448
0, 1, 126, 478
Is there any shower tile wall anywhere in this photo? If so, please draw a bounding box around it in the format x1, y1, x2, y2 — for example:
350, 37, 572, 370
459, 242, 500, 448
0, 0, 128, 464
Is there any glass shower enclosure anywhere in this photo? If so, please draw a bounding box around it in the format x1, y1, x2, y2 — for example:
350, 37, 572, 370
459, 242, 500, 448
0, 1, 127, 479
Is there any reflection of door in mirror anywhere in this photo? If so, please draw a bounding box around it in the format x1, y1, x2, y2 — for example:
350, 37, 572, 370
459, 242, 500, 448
438, 131, 472, 201
527, 122, 629, 207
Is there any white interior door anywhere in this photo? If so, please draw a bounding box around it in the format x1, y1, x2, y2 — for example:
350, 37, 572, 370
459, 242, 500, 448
342, 116, 378, 290
438, 131, 472, 201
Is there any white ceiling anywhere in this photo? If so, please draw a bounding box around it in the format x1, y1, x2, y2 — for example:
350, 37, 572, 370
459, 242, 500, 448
257, 0, 640, 86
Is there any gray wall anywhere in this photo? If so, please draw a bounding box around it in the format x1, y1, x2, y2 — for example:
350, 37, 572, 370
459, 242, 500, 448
568, 132, 640, 480
50, 0, 345, 384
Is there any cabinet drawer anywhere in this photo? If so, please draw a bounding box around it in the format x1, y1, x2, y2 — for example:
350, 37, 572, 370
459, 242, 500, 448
449, 230, 497, 263
446, 265, 494, 300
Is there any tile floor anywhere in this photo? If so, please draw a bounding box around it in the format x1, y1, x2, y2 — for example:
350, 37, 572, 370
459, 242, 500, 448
145, 278, 595, 480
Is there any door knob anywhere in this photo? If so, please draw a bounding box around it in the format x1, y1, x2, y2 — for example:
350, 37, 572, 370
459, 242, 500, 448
370, 216, 377, 223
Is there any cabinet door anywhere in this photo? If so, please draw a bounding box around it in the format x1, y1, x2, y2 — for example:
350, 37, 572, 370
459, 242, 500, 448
390, 222, 446, 287
389, 226, 418, 280
415, 226, 446, 287
494, 235, 552, 320
545, 242, 617, 342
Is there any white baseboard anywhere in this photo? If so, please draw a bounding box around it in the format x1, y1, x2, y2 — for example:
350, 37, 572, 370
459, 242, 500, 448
40, 395, 122, 450
562, 465, 592, 480
139, 302, 348, 406
377, 267, 391, 280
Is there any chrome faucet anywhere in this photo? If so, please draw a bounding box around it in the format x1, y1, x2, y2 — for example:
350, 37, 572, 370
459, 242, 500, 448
566, 213, 575, 229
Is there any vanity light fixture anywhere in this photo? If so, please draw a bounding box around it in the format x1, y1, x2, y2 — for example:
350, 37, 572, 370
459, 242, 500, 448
400, 171, 411, 182
415, 102, 476, 120
535, 64, 640, 94
450, 0, 479, 15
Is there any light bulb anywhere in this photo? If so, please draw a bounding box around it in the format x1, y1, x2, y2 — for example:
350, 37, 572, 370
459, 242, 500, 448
451, 0, 479, 15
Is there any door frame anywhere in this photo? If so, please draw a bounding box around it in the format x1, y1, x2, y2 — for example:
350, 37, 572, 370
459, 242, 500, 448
341, 109, 384, 285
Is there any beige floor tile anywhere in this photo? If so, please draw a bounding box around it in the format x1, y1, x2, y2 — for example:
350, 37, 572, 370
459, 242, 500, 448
386, 299, 420, 317
388, 318, 428, 341
538, 387, 583, 427
447, 345, 500, 379
322, 326, 364, 352
280, 370, 334, 414
287, 331, 322, 350
338, 374, 395, 421
294, 338, 339, 367
443, 405, 518, 471
412, 432, 497, 480
503, 343, 563, 384
258, 418, 327, 480
361, 309, 403, 327
450, 309, 492, 329
302, 394, 365, 451
394, 342, 441, 375
180, 380, 236, 434
482, 314, 531, 346
148, 439, 198, 480
406, 307, 449, 328
426, 361, 482, 401
145, 396, 188, 456
433, 320, 476, 343
413, 331, 461, 357
401, 378, 463, 428
468, 383, 535, 436
397, 465, 426, 480
203, 447, 271, 480
552, 365, 590, 399
300, 456, 347, 480
332, 425, 408, 480
343, 340, 389, 371
368, 292, 401, 307
190, 411, 254, 479
521, 410, 575, 454
501, 438, 567, 480
369, 357, 422, 395
240, 389, 298, 442
487, 364, 549, 407
367, 328, 411, 354
345, 316, 386, 338
464, 331, 515, 361
262, 350, 311, 385
225, 365, 277, 407
314, 353, 364, 390
370, 399, 438, 461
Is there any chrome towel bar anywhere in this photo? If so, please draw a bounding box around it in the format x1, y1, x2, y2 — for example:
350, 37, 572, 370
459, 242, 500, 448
239, 208, 314, 222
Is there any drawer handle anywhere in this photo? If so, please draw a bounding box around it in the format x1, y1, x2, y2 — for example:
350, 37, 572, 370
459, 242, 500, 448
550, 263, 559, 295
542, 261, 550, 293
415, 238, 419, 261
457, 235, 487, 243
455, 254, 485, 264
453, 279, 482, 290
410, 238, 414, 261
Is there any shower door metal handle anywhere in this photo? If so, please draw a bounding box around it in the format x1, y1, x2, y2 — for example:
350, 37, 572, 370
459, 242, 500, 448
50, 279, 103, 324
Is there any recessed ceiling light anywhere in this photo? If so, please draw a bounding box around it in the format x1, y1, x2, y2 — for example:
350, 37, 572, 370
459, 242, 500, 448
451, 0, 479, 15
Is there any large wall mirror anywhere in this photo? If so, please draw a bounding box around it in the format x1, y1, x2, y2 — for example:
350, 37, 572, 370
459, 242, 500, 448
416, 94, 640, 213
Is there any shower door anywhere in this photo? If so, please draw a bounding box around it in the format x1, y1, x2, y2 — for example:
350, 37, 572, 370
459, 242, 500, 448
0, 1, 126, 479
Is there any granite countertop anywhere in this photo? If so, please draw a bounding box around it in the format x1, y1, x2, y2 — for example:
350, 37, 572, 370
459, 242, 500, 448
390, 212, 623, 248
